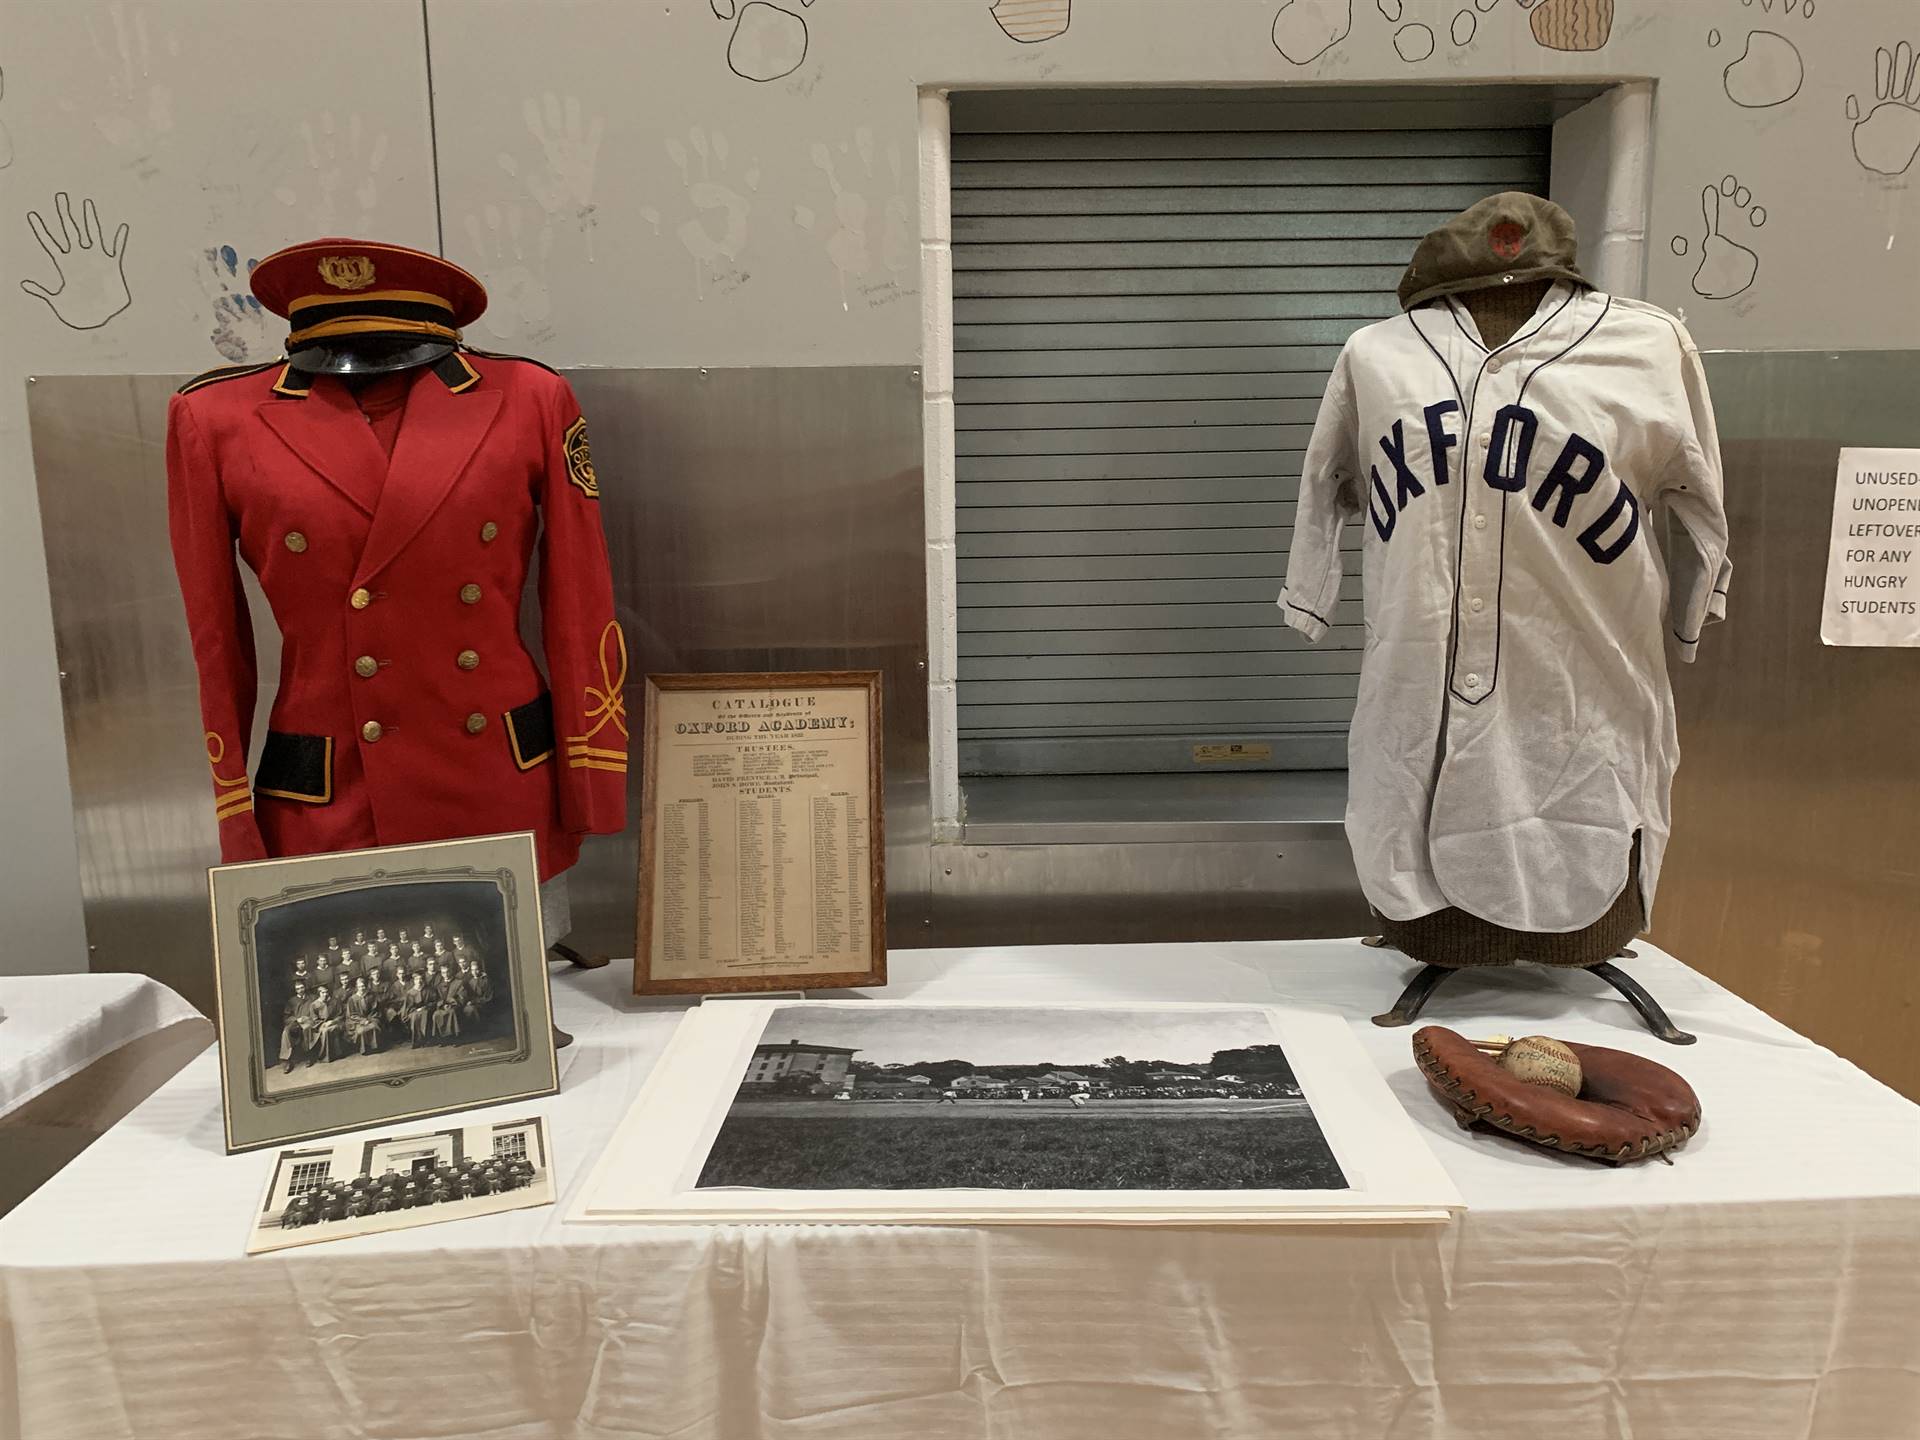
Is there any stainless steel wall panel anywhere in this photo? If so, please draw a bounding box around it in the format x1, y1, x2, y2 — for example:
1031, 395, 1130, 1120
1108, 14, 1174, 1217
930, 840, 1370, 947
32, 367, 928, 1013
1655, 350, 1920, 1100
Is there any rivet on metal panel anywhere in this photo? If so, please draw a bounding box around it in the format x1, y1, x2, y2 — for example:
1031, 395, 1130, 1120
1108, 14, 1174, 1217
699, 368, 709, 378
909, 370, 921, 384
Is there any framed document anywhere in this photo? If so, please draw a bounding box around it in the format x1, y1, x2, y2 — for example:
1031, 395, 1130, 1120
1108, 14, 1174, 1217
636, 672, 886, 996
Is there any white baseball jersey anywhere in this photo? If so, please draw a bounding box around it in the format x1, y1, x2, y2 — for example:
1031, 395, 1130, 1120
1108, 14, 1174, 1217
1280, 283, 1730, 932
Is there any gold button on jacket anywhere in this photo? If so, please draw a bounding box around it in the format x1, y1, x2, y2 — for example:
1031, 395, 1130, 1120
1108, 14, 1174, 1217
361, 720, 384, 743
349, 587, 373, 610
480, 522, 499, 543
354, 655, 379, 679
285, 532, 309, 553
465, 712, 488, 734
459, 583, 482, 605
456, 649, 480, 671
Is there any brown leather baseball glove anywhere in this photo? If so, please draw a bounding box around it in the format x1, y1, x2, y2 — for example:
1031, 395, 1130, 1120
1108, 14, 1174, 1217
1413, 1026, 1701, 1164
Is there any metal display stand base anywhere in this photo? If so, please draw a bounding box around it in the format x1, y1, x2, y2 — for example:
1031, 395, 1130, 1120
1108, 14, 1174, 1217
549, 942, 609, 971
1368, 946, 1698, 1046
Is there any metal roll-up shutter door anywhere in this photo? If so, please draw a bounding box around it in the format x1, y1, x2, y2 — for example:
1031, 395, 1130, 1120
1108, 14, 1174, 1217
952, 97, 1551, 776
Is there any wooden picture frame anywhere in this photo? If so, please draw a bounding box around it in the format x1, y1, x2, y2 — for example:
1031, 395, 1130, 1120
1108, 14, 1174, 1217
636, 671, 886, 996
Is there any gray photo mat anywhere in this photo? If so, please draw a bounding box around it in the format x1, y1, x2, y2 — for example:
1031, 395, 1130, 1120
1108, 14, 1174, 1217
209, 832, 558, 1152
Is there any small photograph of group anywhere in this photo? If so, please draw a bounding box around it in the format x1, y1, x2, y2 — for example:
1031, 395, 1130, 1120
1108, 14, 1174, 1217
246, 1114, 554, 1254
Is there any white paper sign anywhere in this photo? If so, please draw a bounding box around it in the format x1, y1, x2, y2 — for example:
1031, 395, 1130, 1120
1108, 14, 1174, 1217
1821, 447, 1920, 647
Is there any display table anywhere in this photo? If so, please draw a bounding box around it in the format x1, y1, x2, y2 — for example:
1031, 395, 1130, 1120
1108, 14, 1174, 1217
0, 975, 212, 1218
0, 973, 206, 1119
1, 941, 1914, 1440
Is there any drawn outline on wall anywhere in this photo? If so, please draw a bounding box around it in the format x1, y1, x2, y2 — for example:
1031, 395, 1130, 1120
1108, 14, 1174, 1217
19, 193, 133, 331
1272, 0, 1352, 65
1847, 39, 1920, 176
1671, 176, 1766, 301
714, 0, 815, 83
1518, 0, 1614, 54
991, 0, 1071, 43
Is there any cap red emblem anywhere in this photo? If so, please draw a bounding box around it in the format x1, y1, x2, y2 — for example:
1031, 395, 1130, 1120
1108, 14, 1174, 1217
1489, 221, 1527, 261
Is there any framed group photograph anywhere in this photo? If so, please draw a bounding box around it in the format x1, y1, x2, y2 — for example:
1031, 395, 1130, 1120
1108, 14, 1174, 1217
635, 671, 886, 997
208, 832, 558, 1152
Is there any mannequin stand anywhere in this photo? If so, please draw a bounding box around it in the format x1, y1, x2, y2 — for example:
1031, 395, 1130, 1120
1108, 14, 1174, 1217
542, 944, 610, 1054
1366, 941, 1697, 1045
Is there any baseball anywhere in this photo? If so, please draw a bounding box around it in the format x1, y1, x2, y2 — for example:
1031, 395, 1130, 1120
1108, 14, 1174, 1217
1498, 1036, 1583, 1097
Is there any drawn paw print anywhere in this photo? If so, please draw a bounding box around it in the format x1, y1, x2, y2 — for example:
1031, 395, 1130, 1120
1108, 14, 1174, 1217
714, 0, 815, 83
1516, 0, 1614, 54
83, 1, 176, 160
990, 0, 1071, 43
1708, 0, 1812, 111
793, 128, 911, 311
1671, 176, 1765, 301
499, 94, 604, 259
462, 205, 555, 344
199, 245, 272, 362
272, 112, 389, 233
1847, 40, 1920, 176
657, 126, 759, 299
1271, 0, 1351, 65
19, 193, 132, 331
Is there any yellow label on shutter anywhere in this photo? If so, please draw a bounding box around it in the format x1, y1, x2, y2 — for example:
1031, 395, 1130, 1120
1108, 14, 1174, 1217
1192, 742, 1273, 764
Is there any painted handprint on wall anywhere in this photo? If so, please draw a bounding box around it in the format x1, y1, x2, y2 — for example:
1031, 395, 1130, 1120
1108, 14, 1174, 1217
199, 245, 272, 362
19, 193, 132, 330
463, 204, 556, 344
500, 94, 604, 258
271, 112, 389, 233
793, 128, 911, 312
1847, 40, 1920, 176
661, 126, 759, 299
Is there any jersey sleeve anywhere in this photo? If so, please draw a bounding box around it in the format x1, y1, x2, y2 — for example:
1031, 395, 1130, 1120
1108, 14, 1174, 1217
165, 396, 269, 861
1279, 348, 1363, 643
1657, 332, 1732, 663
537, 380, 629, 838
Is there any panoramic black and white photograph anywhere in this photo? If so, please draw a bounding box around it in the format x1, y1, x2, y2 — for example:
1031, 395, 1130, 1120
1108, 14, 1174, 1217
246, 1115, 555, 1255
696, 1005, 1349, 1192
249, 877, 521, 1097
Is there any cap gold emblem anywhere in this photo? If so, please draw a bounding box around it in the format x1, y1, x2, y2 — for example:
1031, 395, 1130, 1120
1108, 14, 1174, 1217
317, 255, 377, 291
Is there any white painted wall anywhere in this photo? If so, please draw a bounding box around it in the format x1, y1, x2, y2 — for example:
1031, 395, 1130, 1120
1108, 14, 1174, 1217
0, 0, 436, 973
3, 0, 1915, 967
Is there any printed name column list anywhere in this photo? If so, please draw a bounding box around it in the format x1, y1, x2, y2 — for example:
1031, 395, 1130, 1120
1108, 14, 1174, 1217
649, 687, 872, 982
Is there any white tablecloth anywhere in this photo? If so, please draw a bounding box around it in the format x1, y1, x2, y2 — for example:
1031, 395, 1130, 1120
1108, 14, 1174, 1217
0, 974, 205, 1118
1, 941, 1914, 1440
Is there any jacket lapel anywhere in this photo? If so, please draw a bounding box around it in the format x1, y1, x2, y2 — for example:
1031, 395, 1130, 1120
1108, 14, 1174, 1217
255, 377, 386, 518
354, 364, 503, 585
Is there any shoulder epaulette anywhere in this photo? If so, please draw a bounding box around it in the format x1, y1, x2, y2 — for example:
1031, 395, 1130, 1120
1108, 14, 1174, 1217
460, 346, 562, 378
177, 360, 280, 396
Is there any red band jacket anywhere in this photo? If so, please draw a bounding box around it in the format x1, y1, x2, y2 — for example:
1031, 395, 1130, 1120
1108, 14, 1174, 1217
166, 349, 627, 880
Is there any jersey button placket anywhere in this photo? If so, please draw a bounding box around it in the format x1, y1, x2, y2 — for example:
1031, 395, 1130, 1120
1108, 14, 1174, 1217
1455, 383, 1503, 702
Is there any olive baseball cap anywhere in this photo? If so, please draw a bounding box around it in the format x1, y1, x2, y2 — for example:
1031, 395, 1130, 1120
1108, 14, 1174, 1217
1397, 192, 1590, 310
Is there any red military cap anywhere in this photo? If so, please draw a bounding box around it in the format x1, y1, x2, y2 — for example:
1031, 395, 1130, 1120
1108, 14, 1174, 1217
250, 237, 488, 350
